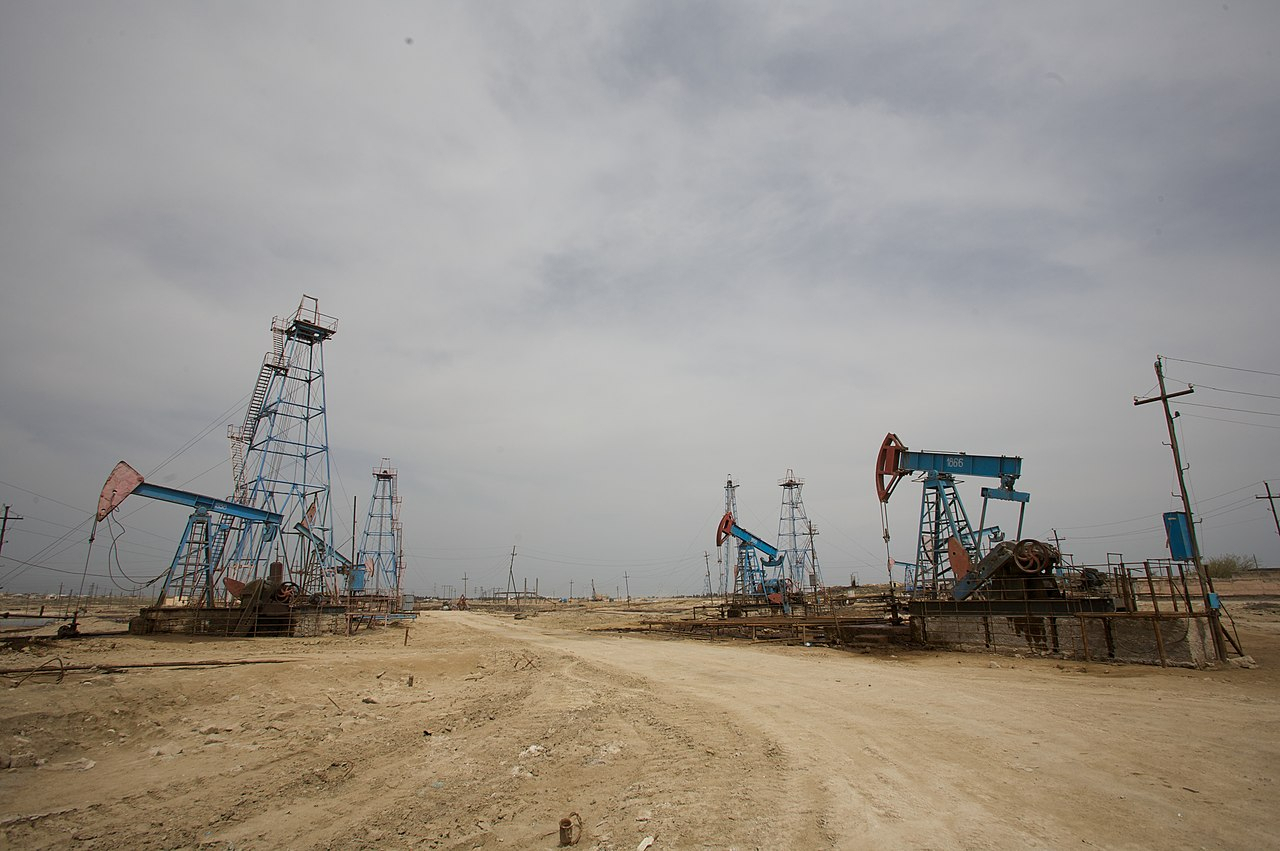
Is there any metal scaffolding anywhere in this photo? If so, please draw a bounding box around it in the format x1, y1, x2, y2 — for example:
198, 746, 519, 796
777, 469, 823, 593
354, 460, 404, 598
222, 295, 340, 600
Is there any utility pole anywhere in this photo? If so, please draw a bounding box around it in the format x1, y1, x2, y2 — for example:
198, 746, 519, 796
506, 546, 517, 603
0, 505, 22, 566
623, 572, 630, 603
568, 579, 573, 600
703, 551, 712, 599
1135, 356, 1229, 659
1258, 482, 1280, 539
351, 496, 358, 566
462, 573, 468, 598
1051, 528, 1065, 556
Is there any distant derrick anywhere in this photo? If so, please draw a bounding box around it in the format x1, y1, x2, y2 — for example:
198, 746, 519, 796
353, 460, 405, 600
777, 469, 823, 593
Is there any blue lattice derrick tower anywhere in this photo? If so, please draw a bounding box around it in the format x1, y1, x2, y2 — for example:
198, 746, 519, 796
914, 471, 979, 593
776, 469, 823, 593
353, 460, 403, 599
222, 295, 340, 600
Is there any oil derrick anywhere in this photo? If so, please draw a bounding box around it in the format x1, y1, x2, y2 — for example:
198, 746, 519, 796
354, 460, 403, 599
777, 470, 823, 593
722, 476, 738, 597
724, 476, 765, 598
222, 295, 340, 600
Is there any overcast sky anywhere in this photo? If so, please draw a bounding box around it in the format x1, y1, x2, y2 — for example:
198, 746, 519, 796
2, 2, 1279, 598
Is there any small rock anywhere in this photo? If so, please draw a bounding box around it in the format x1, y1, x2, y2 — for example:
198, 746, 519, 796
44, 758, 96, 772
148, 743, 183, 758
198, 725, 232, 735
9, 753, 39, 769
988, 661, 1001, 669
1229, 655, 1259, 669
362, 697, 379, 704
0, 753, 10, 769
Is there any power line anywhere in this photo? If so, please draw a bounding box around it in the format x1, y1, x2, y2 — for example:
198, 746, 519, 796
1166, 379, 1280, 401
1161, 355, 1280, 379
0, 479, 89, 514
144, 391, 252, 479
1176, 401, 1280, 417
1179, 413, 1280, 430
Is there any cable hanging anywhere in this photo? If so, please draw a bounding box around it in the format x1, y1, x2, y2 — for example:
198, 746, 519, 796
1161, 355, 1280, 379
1166, 379, 1280, 401
1177, 402, 1280, 417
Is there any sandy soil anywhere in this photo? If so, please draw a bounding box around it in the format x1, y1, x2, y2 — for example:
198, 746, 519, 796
2, 600, 1279, 850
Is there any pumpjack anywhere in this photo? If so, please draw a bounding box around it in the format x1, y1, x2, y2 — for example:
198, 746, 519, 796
875, 433, 1048, 599
715, 511, 795, 613
96, 461, 305, 634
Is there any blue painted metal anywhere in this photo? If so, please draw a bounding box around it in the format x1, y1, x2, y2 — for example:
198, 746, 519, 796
293, 521, 353, 568
737, 546, 767, 598
951, 541, 1017, 601
133, 483, 283, 531
900, 450, 1022, 481
719, 513, 790, 612
884, 436, 1029, 598
914, 472, 981, 590
355, 462, 403, 597
979, 485, 1030, 503
1163, 511, 1193, 562
723, 521, 780, 560
130, 484, 281, 607
222, 296, 341, 600
155, 508, 214, 606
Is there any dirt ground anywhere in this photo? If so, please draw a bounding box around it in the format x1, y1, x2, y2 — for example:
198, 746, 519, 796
2, 598, 1279, 850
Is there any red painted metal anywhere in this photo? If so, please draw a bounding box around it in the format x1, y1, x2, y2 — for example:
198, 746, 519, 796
715, 512, 735, 547
875, 433, 908, 503
948, 537, 972, 580
96, 461, 145, 521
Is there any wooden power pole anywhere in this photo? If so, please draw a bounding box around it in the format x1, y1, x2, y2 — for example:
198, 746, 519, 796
1258, 482, 1280, 540
1134, 356, 1229, 659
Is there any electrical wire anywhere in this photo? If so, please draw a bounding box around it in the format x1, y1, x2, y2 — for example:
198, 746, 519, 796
1179, 413, 1280, 430
145, 392, 252, 479
1166, 379, 1280, 401
103, 512, 160, 590
1176, 402, 1280, 417
1161, 355, 1280, 378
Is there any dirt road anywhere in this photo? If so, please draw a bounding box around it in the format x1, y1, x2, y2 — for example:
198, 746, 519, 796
2, 607, 1278, 849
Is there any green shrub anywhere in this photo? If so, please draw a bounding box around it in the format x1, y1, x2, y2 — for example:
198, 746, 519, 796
1203, 554, 1254, 578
